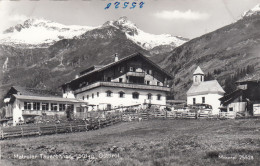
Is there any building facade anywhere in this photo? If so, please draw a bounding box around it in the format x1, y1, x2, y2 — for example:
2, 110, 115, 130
219, 79, 260, 116
4, 86, 86, 126
187, 66, 225, 114
62, 53, 173, 110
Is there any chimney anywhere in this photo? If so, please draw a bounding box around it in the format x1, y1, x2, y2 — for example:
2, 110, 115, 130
114, 53, 119, 62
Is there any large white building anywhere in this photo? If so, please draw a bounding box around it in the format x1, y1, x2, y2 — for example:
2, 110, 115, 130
62, 52, 173, 111
186, 66, 225, 114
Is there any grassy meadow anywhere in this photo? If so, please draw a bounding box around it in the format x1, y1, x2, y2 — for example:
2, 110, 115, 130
0, 119, 260, 166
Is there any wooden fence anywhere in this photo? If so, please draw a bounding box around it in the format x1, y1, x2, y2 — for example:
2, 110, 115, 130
0, 117, 121, 140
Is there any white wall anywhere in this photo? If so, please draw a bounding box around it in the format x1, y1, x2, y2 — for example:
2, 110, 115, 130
76, 86, 167, 110
11, 99, 82, 126
227, 102, 246, 113
63, 91, 75, 98
187, 93, 223, 115
13, 100, 23, 126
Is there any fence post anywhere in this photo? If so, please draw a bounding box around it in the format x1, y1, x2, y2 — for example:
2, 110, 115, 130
38, 126, 41, 135
70, 124, 73, 132
55, 124, 58, 134
21, 127, 24, 137
84, 121, 88, 131
0, 127, 3, 139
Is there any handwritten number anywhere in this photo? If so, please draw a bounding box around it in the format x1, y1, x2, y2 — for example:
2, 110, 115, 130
123, 2, 129, 9
105, 3, 111, 10
139, 2, 145, 8
105, 1, 144, 10
130, 2, 137, 9
114, 2, 120, 9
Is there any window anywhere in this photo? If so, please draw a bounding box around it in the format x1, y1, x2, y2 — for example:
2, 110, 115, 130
107, 104, 112, 110
157, 94, 161, 100
121, 67, 125, 72
149, 69, 152, 75
51, 103, 58, 111
82, 96, 85, 100
106, 90, 112, 97
119, 91, 125, 98
147, 81, 150, 85
148, 93, 152, 100
119, 66, 124, 72
24, 102, 31, 110
201, 76, 203, 81
33, 102, 40, 110
59, 104, 66, 111
87, 95, 89, 100
193, 98, 196, 104
202, 97, 205, 103
157, 82, 160, 86
42, 103, 49, 111
119, 78, 123, 83
92, 93, 94, 98
130, 67, 133, 72
67, 104, 74, 111
132, 92, 139, 99
107, 77, 111, 82
229, 107, 233, 111
97, 92, 99, 97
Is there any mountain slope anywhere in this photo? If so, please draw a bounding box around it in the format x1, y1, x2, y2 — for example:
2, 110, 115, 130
0, 18, 95, 48
0, 17, 188, 52
0, 24, 150, 107
160, 5, 260, 99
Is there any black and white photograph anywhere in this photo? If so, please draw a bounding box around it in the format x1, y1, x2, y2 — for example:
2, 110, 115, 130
0, 0, 259, 165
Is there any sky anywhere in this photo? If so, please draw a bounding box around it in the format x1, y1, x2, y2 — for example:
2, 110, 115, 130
0, 0, 259, 39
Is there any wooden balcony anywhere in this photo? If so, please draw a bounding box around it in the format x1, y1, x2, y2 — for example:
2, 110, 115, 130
75, 81, 171, 94
126, 71, 145, 77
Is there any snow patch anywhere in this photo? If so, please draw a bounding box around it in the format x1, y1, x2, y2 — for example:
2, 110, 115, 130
242, 4, 260, 17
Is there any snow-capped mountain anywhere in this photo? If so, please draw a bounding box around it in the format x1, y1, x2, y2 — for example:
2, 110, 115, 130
242, 4, 260, 18
101, 17, 188, 50
0, 17, 188, 50
0, 18, 95, 48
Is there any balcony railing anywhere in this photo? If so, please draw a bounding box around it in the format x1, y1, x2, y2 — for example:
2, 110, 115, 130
75, 81, 171, 94
126, 71, 145, 77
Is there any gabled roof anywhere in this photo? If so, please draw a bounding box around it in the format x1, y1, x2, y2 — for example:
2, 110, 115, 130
10, 86, 62, 98
63, 52, 173, 86
187, 80, 225, 96
219, 89, 244, 105
193, 66, 204, 75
